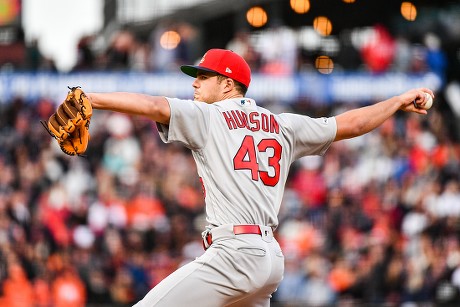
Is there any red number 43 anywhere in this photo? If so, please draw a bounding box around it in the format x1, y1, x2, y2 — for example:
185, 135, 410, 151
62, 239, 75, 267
233, 135, 282, 186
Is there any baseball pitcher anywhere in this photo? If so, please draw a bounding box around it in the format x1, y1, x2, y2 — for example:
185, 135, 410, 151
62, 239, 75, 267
43, 49, 434, 306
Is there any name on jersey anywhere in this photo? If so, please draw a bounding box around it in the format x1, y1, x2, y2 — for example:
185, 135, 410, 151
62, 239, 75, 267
222, 110, 280, 134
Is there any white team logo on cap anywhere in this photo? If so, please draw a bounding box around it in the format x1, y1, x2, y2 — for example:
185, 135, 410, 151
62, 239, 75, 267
225, 67, 232, 73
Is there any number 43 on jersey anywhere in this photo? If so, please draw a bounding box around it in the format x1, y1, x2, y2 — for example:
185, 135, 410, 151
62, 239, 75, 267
233, 135, 282, 187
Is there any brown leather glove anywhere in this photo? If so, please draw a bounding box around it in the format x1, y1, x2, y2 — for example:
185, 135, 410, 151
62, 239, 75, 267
42, 86, 92, 156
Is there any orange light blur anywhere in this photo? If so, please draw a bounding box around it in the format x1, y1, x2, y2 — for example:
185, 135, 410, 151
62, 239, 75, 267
246, 6, 268, 28
315, 56, 334, 74
401, 2, 417, 21
313, 16, 333, 36
342, 0, 356, 3
0, 0, 20, 26
290, 0, 310, 14
160, 31, 181, 50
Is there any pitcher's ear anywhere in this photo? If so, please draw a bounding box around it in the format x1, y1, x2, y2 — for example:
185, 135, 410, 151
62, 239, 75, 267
223, 77, 235, 93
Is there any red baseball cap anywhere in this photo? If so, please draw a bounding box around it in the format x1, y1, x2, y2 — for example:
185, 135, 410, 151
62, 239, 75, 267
181, 49, 251, 88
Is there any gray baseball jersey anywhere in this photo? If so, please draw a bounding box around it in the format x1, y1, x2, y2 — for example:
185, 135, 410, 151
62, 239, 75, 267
157, 97, 336, 229
134, 97, 337, 306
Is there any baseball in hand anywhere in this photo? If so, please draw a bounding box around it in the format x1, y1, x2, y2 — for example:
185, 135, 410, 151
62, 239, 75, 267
422, 92, 433, 110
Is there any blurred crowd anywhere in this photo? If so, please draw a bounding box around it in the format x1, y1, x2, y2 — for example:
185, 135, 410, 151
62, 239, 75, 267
1, 90, 460, 307
72, 22, 449, 81
0, 97, 206, 306
0, 19, 460, 307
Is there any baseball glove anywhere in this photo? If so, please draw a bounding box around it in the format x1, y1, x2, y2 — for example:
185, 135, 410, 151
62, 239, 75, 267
41, 86, 92, 156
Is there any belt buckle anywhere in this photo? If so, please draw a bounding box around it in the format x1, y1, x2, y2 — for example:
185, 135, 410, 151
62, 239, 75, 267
259, 225, 273, 243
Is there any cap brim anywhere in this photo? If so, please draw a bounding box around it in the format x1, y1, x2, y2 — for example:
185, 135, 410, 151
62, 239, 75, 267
180, 65, 218, 78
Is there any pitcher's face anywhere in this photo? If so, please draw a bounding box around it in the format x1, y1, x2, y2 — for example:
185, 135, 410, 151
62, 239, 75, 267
192, 71, 226, 104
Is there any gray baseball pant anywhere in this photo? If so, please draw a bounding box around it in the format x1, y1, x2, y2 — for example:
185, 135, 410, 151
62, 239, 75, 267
133, 224, 284, 307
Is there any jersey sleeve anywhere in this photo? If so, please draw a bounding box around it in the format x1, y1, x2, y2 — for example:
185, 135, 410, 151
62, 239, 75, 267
156, 97, 210, 150
281, 113, 337, 159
